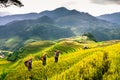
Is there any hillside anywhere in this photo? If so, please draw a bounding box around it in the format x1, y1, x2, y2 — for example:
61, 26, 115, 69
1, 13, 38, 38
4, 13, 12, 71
0, 39, 120, 80
0, 15, 74, 51
0, 7, 120, 51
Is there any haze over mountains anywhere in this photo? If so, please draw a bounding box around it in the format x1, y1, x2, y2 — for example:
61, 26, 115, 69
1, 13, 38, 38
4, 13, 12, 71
0, 12, 11, 17
97, 12, 120, 24
0, 7, 120, 51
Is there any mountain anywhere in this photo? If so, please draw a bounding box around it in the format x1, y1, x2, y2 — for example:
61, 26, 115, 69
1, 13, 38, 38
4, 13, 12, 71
0, 7, 71, 25
39, 8, 120, 41
97, 12, 120, 24
0, 13, 40, 25
0, 15, 74, 51
0, 15, 74, 39
39, 7, 71, 19
0, 7, 96, 25
0, 7, 120, 51
39, 7, 93, 21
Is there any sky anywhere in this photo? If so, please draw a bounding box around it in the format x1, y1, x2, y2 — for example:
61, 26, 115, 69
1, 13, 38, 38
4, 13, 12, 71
0, 0, 120, 16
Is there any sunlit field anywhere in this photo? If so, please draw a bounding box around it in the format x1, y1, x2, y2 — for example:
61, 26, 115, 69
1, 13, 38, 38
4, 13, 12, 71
0, 40, 120, 80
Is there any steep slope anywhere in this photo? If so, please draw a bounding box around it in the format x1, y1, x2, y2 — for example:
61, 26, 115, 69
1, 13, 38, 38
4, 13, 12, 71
98, 12, 120, 24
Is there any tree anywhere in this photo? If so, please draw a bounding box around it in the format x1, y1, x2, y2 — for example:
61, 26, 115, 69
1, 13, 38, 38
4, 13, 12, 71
82, 32, 97, 42
0, 0, 23, 7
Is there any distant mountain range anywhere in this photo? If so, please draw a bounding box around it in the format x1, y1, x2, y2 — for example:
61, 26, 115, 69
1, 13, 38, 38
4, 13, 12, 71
0, 13, 40, 25
97, 12, 120, 24
0, 7, 120, 51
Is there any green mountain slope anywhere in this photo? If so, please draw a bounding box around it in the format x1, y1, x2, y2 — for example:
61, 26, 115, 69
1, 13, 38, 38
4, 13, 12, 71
0, 7, 120, 52
0, 16, 74, 51
39, 7, 120, 41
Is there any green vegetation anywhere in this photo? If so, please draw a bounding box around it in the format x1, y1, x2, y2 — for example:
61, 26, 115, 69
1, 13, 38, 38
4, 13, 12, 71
82, 32, 97, 42
0, 39, 120, 80
7, 41, 55, 61
1, 7, 120, 52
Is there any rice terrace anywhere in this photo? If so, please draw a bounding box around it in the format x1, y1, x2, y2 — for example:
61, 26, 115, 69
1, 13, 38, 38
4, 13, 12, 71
0, 38, 120, 80
0, 0, 120, 80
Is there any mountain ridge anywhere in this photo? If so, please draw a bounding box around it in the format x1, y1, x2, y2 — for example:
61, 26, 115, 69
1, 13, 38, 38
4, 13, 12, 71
0, 7, 120, 51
